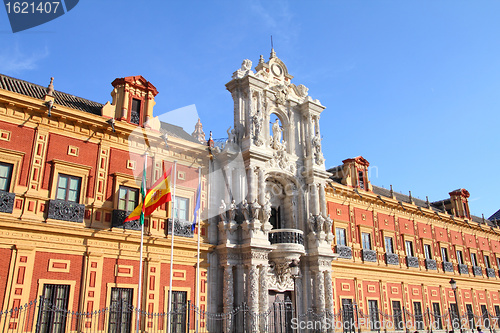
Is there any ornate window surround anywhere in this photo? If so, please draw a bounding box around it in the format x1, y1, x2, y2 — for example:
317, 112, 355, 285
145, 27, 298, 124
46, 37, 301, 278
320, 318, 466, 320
172, 186, 195, 221
381, 230, 396, 253
35, 278, 77, 331
49, 159, 91, 204
0, 147, 24, 193
112, 172, 140, 209
333, 219, 350, 246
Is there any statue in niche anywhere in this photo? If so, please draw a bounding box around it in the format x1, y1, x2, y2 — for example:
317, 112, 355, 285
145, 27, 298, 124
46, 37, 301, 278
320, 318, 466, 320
263, 192, 272, 224
270, 118, 285, 150
312, 132, 324, 165
251, 110, 264, 146
240, 199, 250, 221
229, 199, 237, 221
219, 200, 227, 222
324, 214, 333, 234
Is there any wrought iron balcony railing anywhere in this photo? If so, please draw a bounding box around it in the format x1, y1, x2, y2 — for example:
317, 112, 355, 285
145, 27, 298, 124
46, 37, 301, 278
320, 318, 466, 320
268, 229, 304, 245
167, 218, 194, 238
47, 199, 84, 223
442, 261, 454, 272
112, 209, 141, 231
385, 253, 399, 265
335, 245, 352, 259
473, 266, 483, 276
486, 268, 496, 278
0, 191, 15, 213
362, 249, 377, 262
458, 264, 469, 275
425, 259, 437, 270
406, 256, 419, 268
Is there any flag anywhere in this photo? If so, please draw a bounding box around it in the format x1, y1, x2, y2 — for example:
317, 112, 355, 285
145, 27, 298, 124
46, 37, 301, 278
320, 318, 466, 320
192, 183, 201, 232
124, 167, 173, 223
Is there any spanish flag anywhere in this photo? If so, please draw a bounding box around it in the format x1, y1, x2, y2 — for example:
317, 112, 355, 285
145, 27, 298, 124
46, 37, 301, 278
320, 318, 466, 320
124, 167, 172, 223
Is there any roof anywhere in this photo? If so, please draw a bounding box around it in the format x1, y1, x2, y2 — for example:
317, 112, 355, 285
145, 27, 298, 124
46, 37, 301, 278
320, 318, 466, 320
161, 122, 201, 144
490, 209, 500, 222
0, 74, 103, 115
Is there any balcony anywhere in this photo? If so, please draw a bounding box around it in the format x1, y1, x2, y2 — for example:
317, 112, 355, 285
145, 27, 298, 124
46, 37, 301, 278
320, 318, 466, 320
486, 268, 496, 278
47, 199, 84, 223
473, 266, 483, 276
269, 229, 304, 245
406, 256, 419, 268
112, 209, 140, 231
0, 191, 14, 213
442, 262, 454, 272
362, 249, 377, 262
458, 264, 469, 275
425, 259, 437, 270
335, 245, 352, 259
385, 253, 399, 265
167, 218, 194, 238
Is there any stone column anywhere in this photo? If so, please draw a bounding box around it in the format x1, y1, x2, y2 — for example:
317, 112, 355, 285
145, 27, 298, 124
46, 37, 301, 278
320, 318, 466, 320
259, 264, 269, 332
247, 264, 259, 333
319, 183, 327, 217
310, 184, 319, 216
315, 269, 326, 325
247, 166, 255, 203
223, 264, 234, 333
324, 270, 334, 332
258, 167, 265, 206
223, 165, 232, 203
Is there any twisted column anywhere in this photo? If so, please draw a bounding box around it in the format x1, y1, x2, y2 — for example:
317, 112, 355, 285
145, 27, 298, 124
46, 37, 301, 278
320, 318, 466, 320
222, 264, 233, 333
247, 265, 259, 333
259, 264, 269, 332
324, 270, 334, 332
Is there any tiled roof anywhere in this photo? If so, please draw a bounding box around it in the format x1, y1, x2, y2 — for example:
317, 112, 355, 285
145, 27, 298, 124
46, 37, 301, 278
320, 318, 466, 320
372, 185, 443, 212
489, 209, 500, 222
0, 74, 103, 115
161, 122, 201, 144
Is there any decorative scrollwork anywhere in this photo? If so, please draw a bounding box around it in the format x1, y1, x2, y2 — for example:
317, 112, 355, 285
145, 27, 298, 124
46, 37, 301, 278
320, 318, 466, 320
385, 253, 399, 265
47, 199, 84, 223
425, 259, 437, 270
112, 209, 141, 230
406, 256, 419, 268
362, 249, 377, 262
268, 229, 304, 245
0, 191, 15, 213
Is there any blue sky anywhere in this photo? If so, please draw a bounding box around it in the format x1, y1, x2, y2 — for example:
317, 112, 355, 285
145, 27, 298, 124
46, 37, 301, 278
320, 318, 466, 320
0, 1, 498, 218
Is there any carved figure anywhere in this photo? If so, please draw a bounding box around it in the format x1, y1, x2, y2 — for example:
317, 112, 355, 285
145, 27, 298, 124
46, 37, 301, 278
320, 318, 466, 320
272, 118, 282, 143
312, 133, 324, 165
251, 110, 263, 146
324, 215, 333, 234
296, 84, 309, 98
263, 193, 272, 224
240, 199, 250, 221
229, 199, 237, 221
232, 59, 254, 79
219, 200, 227, 222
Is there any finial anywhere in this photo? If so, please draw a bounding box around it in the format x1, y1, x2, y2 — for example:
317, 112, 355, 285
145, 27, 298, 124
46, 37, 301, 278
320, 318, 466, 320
390, 185, 393, 197
270, 36, 276, 59
46, 77, 54, 96
426, 196, 430, 208
259, 55, 265, 64
409, 191, 412, 202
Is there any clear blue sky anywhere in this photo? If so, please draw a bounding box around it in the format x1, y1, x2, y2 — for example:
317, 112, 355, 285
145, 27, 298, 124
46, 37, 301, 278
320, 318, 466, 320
0, 1, 498, 218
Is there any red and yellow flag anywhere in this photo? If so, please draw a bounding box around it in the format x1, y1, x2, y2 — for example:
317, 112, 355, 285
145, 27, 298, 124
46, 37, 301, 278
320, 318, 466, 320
124, 167, 172, 222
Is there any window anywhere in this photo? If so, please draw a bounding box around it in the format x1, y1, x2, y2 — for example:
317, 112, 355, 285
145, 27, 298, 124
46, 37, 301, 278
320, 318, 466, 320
424, 244, 432, 259
466, 304, 475, 329
441, 247, 449, 262
362, 233, 372, 250
471, 253, 478, 267
170, 291, 187, 333
108, 288, 133, 333
55, 174, 81, 202
481, 305, 490, 328
463, 202, 470, 218
457, 250, 464, 265
368, 300, 379, 331
130, 98, 141, 125
494, 305, 500, 328
270, 207, 282, 229
118, 186, 139, 212
36, 284, 70, 333
385, 237, 394, 254
450, 303, 459, 329
497, 257, 500, 270
174, 197, 189, 221
392, 301, 403, 331
413, 302, 424, 330
336, 228, 347, 246
405, 241, 414, 257
0, 162, 13, 191
484, 255, 491, 268
342, 299, 354, 332
432, 303, 442, 330
358, 170, 365, 189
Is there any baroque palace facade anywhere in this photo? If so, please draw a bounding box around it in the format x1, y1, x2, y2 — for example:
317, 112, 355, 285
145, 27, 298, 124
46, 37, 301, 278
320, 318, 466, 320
0, 50, 498, 333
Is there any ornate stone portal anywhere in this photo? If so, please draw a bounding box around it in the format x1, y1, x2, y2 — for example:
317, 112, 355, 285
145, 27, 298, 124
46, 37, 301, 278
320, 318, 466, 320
208, 49, 336, 331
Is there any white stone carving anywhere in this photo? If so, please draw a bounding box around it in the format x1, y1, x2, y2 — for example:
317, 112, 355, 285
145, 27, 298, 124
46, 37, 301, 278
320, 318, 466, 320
219, 200, 227, 222
247, 265, 259, 332
312, 132, 324, 165
251, 109, 264, 146
240, 199, 250, 221
232, 59, 254, 79
266, 147, 295, 173
223, 265, 234, 332
262, 192, 272, 224
268, 262, 294, 292
259, 265, 269, 332
229, 199, 237, 221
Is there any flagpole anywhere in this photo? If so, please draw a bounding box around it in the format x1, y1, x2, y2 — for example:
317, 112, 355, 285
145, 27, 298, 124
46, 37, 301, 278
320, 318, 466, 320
195, 167, 201, 333
167, 161, 177, 333
136, 152, 147, 333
